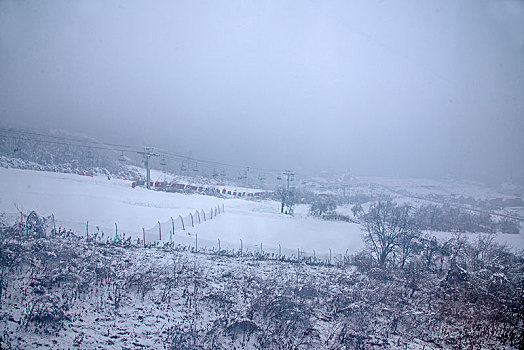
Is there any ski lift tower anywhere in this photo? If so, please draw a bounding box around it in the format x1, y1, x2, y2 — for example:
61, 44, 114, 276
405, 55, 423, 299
283, 170, 295, 191
137, 147, 159, 189
238, 167, 249, 187
160, 156, 167, 172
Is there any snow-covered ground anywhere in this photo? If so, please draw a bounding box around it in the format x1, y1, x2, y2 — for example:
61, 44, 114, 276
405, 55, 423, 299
7, 228, 515, 350
0, 167, 363, 258
1, 167, 523, 349
1, 167, 523, 257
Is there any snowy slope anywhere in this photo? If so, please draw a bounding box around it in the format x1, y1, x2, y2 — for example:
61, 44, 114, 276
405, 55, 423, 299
2, 167, 522, 256
0, 167, 364, 257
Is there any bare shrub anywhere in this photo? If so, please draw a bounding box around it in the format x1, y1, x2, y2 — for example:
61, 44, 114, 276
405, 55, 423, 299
23, 294, 70, 333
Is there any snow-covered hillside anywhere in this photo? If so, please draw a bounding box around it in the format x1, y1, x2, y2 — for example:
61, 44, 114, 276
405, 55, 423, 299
0, 167, 364, 258
2, 167, 524, 255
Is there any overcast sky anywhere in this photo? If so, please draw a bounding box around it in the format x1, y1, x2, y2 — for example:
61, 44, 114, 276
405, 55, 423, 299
1, 0, 523, 182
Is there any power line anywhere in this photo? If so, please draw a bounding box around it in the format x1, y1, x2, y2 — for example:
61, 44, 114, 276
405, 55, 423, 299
0, 127, 284, 173
0, 132, 137, 153
0, 127, 297, 176
0, 127, 137, 150
156, 147, 285, 174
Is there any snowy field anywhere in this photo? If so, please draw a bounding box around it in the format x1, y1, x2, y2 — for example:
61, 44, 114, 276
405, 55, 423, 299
0, 167, 364, 258
1, 167, 523, 257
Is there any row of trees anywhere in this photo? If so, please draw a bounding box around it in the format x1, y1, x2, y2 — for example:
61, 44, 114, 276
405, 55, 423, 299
0, 133, 142, 180
414, 203, 520, 234
354, 200, 522, 269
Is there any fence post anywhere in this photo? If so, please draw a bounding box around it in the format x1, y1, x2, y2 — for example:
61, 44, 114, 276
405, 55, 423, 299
86, 221, 89, 238
195, 233, 198, 252
115, 223, 118, 240
260, 242, 263, 255
210, 208, 213, 219
190, 213, 194, 227
297, 248, 300, 260
240, 239, 243, 256
279, 244, 281, 257
158, 221, 161, 240
218, 239, 220, 251
142, 228, 146, 247
222, 203, 225, 212
52, 214, 56, 236
196, 211, 201, 224
171, 217, 174, 245
329, 248, 332, 265
313, 250, 316, 259
179, 215, 185, 230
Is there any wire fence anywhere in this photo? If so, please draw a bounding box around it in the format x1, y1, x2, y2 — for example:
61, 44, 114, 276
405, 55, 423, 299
142, 204, 225, 243
8, 206, 348, 266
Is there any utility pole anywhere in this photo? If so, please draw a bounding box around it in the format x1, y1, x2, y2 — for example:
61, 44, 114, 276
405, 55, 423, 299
137, 147, 159, 189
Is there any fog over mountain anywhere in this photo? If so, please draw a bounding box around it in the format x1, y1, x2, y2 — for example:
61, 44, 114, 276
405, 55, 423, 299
1, 0, 523, 182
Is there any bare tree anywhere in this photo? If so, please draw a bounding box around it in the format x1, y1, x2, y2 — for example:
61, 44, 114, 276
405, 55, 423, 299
276, 187, 296, 215
361, 201, 417, 267
351, 203, 363, 217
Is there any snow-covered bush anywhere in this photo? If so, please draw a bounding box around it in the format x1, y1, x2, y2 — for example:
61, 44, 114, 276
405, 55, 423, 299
23, 294, 70, 333
309, 195, 337, 217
